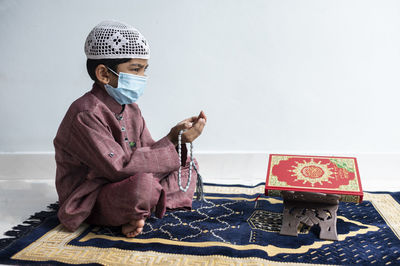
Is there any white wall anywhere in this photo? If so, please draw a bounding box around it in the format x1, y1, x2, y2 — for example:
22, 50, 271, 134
1, 0, 400, 154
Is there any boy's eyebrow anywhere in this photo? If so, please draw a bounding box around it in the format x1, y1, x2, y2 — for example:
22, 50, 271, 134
129, 63, 149, 68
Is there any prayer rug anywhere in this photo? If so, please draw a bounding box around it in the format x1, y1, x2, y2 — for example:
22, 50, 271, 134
0, 183, 400, 265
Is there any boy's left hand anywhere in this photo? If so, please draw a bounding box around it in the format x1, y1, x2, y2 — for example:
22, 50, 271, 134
181, 111, 206, 143
168, 111, 206, 145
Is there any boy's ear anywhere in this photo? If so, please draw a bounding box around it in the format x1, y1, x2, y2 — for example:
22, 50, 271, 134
95, 64, 111, 84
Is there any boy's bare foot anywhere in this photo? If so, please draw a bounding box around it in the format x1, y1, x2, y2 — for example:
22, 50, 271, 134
122, 218, 145, 238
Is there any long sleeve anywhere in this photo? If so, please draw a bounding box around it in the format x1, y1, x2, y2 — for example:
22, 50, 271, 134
66, 111, 180, 182
139, 112, 187, 166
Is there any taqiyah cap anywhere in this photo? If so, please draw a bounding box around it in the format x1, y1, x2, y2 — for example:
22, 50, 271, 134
84, 20, 150, 59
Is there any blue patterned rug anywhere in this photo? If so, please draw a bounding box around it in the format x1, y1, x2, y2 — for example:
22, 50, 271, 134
1, 183, 400, 265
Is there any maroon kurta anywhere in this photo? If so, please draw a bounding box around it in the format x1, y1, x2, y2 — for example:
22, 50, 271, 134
54, 83, 197, 231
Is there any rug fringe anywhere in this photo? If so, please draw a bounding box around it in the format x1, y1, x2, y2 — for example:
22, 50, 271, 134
0, 202, 59, 250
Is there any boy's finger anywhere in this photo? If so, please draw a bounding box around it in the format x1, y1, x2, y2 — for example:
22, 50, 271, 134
180, 116, 197, 124
177, 122, 192, 131
193, 118, 206, 133
199, 111, 207, 122
177, 117, 195, 125
188, 116, 198, 122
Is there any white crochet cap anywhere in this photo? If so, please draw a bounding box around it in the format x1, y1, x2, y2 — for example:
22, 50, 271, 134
84, 20, 150, 60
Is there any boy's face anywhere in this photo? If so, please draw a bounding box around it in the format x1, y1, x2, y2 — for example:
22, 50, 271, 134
96, 58, 149, 88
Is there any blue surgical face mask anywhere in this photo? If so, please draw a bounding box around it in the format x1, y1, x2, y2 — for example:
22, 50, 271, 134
104, 67, 147, 105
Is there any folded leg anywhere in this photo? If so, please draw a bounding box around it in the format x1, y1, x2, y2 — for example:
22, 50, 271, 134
160, 159, 199, 210
86, 173, 166, 227
85, 160, 199, 237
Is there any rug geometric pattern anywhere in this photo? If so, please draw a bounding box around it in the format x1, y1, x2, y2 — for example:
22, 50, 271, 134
1, 183, 400, 265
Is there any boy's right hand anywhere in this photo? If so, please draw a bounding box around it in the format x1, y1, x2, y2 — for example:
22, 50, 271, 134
167, 111, 207, 146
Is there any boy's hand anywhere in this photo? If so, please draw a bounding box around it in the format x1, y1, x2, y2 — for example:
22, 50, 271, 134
167, 111, 207, 146
182, 111, 206, 143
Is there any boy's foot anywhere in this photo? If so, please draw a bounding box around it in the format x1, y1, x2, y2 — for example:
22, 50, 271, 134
122, 218, 145, 238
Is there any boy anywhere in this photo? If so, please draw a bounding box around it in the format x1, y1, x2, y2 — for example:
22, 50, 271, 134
54, 20, 206, 238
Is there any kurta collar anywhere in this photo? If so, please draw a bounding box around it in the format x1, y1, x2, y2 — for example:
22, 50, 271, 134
90, 83, 124, 115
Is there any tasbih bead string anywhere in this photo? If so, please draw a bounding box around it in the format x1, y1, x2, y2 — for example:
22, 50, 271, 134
177, 129, 206, 201
178, 129, 193, 192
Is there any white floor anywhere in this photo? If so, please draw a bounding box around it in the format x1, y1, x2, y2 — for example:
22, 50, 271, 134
0, 179, 57, 238
1, 152, 399, 238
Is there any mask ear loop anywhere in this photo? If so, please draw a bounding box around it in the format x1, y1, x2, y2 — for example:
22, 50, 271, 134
106, 66, 119, 77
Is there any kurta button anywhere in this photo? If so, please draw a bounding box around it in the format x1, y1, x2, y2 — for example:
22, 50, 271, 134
125, 137, 129, 142
108, 152, 114, 158
121, 127, 126, 131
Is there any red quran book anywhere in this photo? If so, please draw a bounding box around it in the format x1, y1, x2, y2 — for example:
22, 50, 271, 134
265, 154, 363, 203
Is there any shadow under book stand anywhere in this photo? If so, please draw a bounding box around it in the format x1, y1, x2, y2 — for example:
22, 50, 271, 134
279, 191, 340, 241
